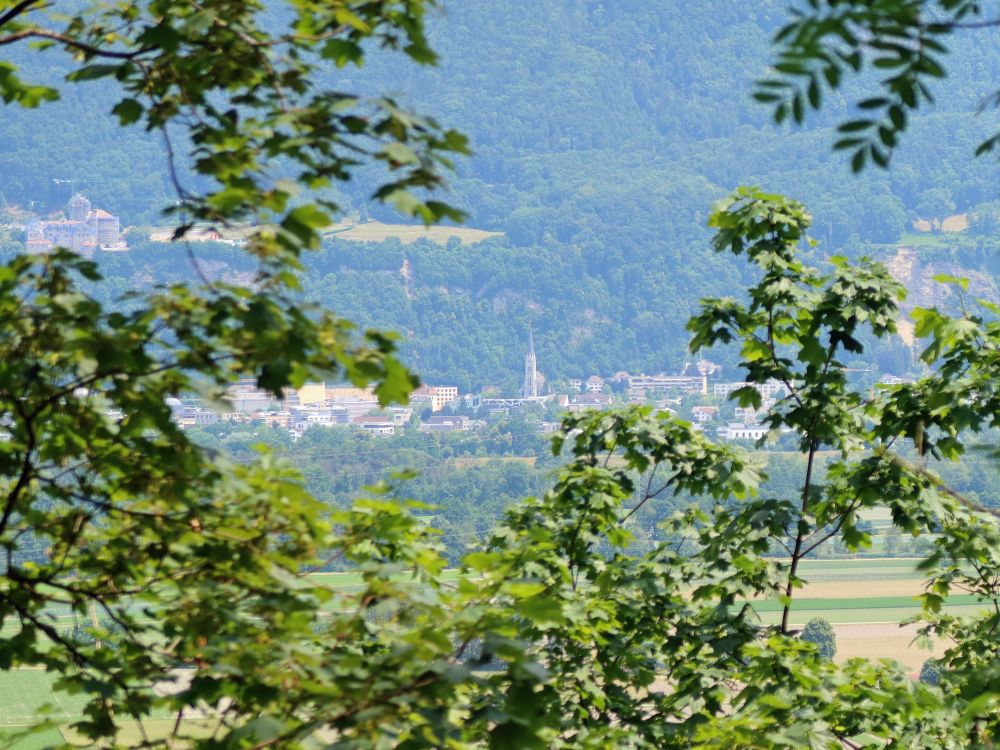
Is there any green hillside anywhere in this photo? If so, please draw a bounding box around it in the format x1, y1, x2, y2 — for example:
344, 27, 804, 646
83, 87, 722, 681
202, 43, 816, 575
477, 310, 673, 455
3, 1, 999, 386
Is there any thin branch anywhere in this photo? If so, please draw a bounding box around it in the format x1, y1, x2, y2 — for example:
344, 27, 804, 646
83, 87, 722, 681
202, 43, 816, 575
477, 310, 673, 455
887, 452, 1000, 519
798, 439, 899, 559
0, 397, 37, 538
620, 461, 662, 526
158, 128, 217, 287
0, 0, 44, 31
0, 28, 145, 58
621, 468, 679, 526
799, 496, 863, 559
168, 706, 185, 747
925, 17, 1000, 31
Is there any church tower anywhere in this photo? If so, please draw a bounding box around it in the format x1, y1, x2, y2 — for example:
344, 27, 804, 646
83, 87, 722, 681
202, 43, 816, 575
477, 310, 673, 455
68, 194, 91, 222
521, 328, 539, 398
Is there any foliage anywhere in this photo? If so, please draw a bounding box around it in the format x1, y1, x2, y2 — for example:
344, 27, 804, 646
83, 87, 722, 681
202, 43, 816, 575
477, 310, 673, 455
0, 1, 462, 746
0, 0, 467, 230
921, 658, 944, 686
801, 618, 837, 660
446, 180, 1000, 745
917, 188, 957, 230
690, 187, 909, 631
3, 172, 1000, 749
759, 0, 1000, 170
3, 0, 1000, 747
967, 201, 1000, 236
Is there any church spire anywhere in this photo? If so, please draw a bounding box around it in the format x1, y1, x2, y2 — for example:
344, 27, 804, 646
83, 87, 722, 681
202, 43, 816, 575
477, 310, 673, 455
521, 326, 539, 398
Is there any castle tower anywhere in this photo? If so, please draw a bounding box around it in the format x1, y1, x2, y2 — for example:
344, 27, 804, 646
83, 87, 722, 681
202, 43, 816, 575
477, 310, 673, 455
521, 328, 539, 398
68, 194, 90, 222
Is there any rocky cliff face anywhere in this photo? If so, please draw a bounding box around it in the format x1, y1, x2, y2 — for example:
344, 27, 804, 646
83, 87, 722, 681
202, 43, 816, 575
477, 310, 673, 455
885, 246, 999, 345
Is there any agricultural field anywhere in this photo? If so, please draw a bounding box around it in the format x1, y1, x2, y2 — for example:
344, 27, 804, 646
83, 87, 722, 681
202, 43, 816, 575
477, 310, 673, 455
0, 670, 214, 748
146, 220, 505, 247
0, 670, 87, 726
314, 558, 969, 671
0, 558, 979, 742
911, 213, 969, 233
447, 455, 538, 469
772, 558, 967, 671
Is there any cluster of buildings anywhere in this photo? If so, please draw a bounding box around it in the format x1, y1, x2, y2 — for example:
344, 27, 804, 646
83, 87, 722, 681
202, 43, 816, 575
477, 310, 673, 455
474, 332, 617, 419
165, 331, 908, 445
560, 365, 792, 442
25, 195, 124, 255
481, 338, 809, 442
164, 332, 796, 443
168, 381, 470, 439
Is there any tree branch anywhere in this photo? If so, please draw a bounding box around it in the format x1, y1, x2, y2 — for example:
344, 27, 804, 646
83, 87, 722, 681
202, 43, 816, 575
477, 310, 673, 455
0, 397, 37, 538
0, 0, 44, 32
780, 437, 817, 635
0, 28, 144, 59
887, 452, 1000, 519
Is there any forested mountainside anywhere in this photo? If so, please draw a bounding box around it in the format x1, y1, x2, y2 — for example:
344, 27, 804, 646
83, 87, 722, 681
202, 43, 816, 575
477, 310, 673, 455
74, 234, 915, 393
4, 0, 1000, 387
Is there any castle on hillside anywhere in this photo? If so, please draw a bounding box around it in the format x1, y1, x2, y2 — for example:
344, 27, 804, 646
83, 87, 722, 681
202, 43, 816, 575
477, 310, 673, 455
26, 194, 122, 255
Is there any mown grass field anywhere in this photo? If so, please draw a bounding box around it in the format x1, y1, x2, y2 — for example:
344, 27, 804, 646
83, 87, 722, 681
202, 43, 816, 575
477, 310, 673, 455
0, 670, 213, 748
0, 670, 87, 726
447, 455, 538, 469
0, 726, 66, 750
325, 220, 503, 245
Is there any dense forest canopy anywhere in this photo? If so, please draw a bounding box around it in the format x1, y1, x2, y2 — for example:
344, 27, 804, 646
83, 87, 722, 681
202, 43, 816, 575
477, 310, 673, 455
4, 0, 1000, 389
7, 1, 1000, 224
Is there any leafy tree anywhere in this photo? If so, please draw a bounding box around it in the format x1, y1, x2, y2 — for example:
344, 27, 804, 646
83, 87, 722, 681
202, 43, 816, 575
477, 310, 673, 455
0, 1, 473, 747
801, 618, 837, 660
758, 7, 1000, 724
917, 188, 957, 231
921, 658, 944, 686
3, 163, 1000, 748
690, 188, 907, 632
3, 1, 1000, 747
968, 201, 1000, 236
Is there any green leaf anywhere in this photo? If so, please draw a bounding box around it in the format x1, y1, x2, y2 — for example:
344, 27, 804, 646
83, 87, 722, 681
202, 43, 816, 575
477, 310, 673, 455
320, 39, 363, 67
731, 385, 763, 409
963, 692, 1000, 720
382, 142, 420, 166
518, 596, 565, 626
931, 273, 969, 291
839, 119, 875, 133
111, 98, 143, 125
280, 204, 331, 249
807, 77, 820, 108
503, 581, 546, 598
851, 149, 867, 172
67, 65, 122, 82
